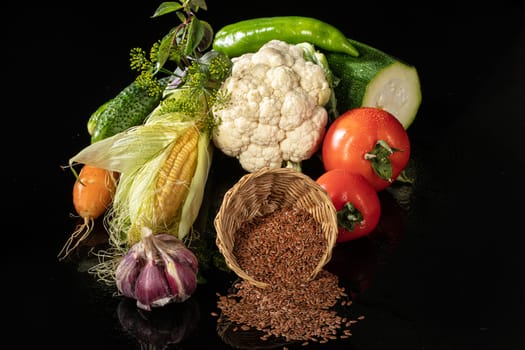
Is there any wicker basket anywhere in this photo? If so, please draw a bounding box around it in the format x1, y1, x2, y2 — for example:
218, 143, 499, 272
214, 167, 338, 288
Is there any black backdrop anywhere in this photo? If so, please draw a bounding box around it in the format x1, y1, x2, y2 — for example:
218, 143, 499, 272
5, 1, 524, 349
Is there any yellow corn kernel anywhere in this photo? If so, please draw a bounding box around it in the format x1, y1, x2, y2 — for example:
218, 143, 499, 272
153, 126, 199, 229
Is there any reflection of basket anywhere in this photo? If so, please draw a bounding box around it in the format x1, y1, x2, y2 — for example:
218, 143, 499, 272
214, 167, 338, 288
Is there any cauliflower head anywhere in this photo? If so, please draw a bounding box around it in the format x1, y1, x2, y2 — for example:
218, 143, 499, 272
212, 39, 331, 173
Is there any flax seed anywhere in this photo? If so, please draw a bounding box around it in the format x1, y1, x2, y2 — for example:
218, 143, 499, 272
216, 206, 362, 344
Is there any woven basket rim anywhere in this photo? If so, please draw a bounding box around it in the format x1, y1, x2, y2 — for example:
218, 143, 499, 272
214, 167, 338, 288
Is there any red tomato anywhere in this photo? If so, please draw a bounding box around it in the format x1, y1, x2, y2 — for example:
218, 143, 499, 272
316, 169, 381, 242
322, 107, 411, 191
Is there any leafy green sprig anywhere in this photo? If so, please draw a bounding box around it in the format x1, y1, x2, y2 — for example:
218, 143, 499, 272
155, 50, 232, 136
130, 0, 216, 96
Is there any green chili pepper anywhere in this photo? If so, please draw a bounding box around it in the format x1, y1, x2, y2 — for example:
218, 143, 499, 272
212, 16, 359, 58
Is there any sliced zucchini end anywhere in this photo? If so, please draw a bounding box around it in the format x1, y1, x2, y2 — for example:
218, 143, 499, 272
362, 61, 422, 129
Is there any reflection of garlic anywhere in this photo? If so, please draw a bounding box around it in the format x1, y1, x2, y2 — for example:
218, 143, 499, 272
117, 297, 200, 349
116, 227, 198, 310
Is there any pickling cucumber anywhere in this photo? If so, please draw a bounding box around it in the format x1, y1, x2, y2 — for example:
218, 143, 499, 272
325, 39, 422, 129
88, 78, 168, 143
87, 100, 110, 137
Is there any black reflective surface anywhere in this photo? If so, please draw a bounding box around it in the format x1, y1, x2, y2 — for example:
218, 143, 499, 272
6, 1, 524, 349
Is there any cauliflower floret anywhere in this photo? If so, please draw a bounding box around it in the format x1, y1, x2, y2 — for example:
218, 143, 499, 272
212, 39, 331, 172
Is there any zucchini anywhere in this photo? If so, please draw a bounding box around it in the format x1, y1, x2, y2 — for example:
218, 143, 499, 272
88, 78, 168, 143
325, 39, 422, 129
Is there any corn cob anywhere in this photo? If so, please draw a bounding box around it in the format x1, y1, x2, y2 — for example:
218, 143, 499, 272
123, 125, 201, 246
153, 126, 199, 231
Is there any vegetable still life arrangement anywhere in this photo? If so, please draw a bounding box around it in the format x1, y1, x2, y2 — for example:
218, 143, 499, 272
58, 0, 422, 347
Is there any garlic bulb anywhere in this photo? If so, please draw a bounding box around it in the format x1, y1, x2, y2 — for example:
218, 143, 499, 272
116, 227, 198, 310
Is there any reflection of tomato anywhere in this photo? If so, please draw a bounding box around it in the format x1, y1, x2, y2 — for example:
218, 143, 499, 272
325, 237, 377, 297
326, 189, 408, 297
372, 189, 407, 244
316, 169, 381, 242
322, 107, 411, 191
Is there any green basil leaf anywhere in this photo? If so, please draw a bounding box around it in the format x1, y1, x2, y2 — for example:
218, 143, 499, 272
151, 2, 183, 18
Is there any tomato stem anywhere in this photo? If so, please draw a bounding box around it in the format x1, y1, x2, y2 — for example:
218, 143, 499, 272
337, 202, 363, 232
365, 140, 401, 182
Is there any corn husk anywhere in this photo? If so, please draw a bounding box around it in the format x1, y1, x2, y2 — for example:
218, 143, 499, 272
70, 92, 213, 282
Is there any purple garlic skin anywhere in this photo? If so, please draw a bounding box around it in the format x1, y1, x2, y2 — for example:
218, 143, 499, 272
115, 243, 144, 299
115, 228, 199, 311
135, 259, 172, 310
163, 254, 198, 302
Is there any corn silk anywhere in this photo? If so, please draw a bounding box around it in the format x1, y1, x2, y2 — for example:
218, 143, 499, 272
69, 90, 213, 284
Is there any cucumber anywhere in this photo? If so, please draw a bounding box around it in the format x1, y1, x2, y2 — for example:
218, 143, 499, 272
87, 100, 110, 136
88, 78, 168, 143
325, 39, 422, 129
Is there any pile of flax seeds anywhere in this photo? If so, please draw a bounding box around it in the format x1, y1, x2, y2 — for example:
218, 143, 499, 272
213, 206, 365, 346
